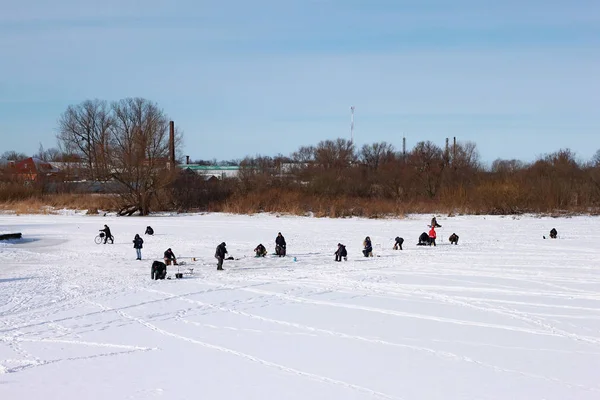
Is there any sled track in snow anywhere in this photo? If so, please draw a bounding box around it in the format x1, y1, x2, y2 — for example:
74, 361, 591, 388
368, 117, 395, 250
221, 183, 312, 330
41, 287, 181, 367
86, 299, 405, 400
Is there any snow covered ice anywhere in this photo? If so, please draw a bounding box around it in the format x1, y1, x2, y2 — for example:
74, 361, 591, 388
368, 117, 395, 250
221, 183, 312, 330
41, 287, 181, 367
1, 213, 600, 399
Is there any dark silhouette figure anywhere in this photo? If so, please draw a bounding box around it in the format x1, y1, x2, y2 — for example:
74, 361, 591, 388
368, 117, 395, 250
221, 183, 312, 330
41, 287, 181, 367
449, 233, 459, 245
417, 232, 432, 246
164, 248, 177, 265
151, 261, 167, 280
393, 237, 404, 250
215, 242, 228, 270
334, 243, 348, 261
254, 243, 267, 257
275, 232, 286, 257
363, 236, 373, 257
99, 225, 113, 244
133, 234, 143, 260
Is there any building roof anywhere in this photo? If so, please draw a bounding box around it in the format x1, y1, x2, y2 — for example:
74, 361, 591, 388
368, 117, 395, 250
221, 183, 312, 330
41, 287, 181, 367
179, 165, 240, 171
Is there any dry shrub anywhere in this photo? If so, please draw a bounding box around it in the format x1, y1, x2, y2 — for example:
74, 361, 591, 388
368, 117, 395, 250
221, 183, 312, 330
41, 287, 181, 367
219, 188, 455, 218
0, 193, 115, 214
473, 182, 522, 214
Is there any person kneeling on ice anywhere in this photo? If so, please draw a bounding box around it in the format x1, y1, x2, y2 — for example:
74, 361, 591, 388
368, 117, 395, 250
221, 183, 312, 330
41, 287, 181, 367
133, 234, 144, 260
428, 226, 437, 246
393, 236, 404, 250
417, 232, 431, 246
550, 228, 558, 239
215, 242, 228, 270
275, 232, 287, 257
362, 236, 373, 257
151, 261, 167, 280
254, 243, 267, 257
163, 248, 178, 265
449, 233, 459, 245
334, 243, 348, 262
145, 226, 154, 235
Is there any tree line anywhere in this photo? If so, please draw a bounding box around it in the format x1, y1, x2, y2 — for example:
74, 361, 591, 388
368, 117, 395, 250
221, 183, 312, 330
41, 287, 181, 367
2, 97, 600, 216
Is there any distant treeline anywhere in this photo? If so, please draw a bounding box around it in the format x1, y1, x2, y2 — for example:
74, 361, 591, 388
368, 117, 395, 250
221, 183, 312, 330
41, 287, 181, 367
3, 137, 600, 217
173, 139, 600, 217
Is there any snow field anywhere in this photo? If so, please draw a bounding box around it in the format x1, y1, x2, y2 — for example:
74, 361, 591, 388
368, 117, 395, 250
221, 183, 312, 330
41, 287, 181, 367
1, 213, 600, 399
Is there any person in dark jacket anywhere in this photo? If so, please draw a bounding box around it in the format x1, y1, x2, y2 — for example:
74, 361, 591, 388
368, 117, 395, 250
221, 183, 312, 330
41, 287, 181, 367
133, 234, 144, 260
275, 232, 286, 257
417, 232, 431, 246
254, 243, 267, 257
449, 233, 459, 245
145, 226, 154, 235
334, 243, 348, 262
164, 248, 177, 265
362, 236, 373, 257
549, 228, 558, 239
393, 237, 404, 250
151, 261, 167, 280
99, 224, 113, 244
215, 242, 228, 270
430, 216, 442, 228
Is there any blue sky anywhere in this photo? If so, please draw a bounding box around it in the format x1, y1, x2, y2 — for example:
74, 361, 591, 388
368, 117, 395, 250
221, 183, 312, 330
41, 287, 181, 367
1, 0, 599, 164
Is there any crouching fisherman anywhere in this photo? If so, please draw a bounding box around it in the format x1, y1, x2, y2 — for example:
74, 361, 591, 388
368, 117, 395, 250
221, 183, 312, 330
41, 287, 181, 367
334, 243, 347, 261
362, 236, 373, 257
417, 232, 431, 246
393, 237, 404, 250
275, 232, 287, 257
449, 233, 459, 245
254, 243, 267, 257
164, 248, 178, 265
151, 261, 167, 280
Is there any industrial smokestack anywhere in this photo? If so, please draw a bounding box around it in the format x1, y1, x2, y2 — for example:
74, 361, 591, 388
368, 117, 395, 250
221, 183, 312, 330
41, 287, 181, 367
453, 136, 457, 165
169, 121, 175, 165
185, 155, 190, 165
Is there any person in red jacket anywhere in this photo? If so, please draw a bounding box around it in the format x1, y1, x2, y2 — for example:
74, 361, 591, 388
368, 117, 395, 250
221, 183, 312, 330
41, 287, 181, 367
428, 226, 437, 246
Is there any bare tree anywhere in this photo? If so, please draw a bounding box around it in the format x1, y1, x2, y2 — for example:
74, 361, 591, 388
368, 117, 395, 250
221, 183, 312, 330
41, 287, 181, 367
593, 149, 600, 167
34, 143, 62, 161
108, 98, 180, 215
57, 99, 112, 180
360, 142, 396, 170
314, 138, 356, 169
491, 159, 525, 174
410, 141, 445, 198
1, 150, 28, 161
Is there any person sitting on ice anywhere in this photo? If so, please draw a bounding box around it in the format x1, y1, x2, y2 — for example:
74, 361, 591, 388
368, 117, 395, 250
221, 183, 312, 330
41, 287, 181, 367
99, 224, 114, 244
145, 226, 154, 235
430, 216, 442, 228
428, 226, 437, 246
151, 261, 167, 280
362, 236, 373, 257
163, 248, 178, 265
275, 232, 287, 257
449, 233, 459, 245
393, 236, 404, 250
254, 243, 267, 257
334, 243, 348, 262
417, 232, 431, 246
549, 228, 558, 239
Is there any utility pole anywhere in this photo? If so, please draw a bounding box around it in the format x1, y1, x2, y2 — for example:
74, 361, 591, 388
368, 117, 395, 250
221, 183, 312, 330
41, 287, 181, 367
350, 106, 355, 144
